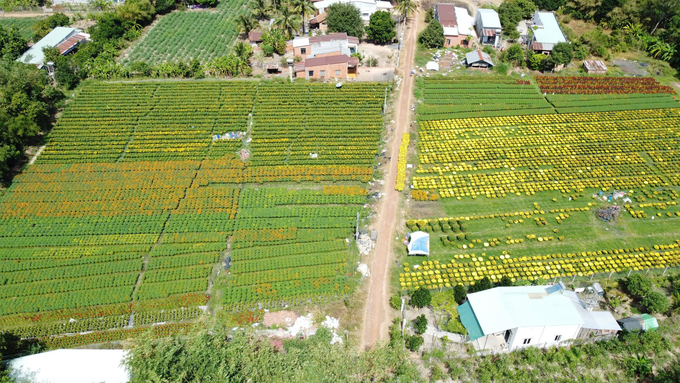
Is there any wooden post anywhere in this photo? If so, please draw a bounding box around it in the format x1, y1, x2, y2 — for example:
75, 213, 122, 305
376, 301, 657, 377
627, 269, 632, 277
608, 271, 613, 279
663, 266, 669, 276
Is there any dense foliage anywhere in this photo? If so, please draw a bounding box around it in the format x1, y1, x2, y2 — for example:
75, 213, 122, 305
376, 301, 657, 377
0, 26, 27, 61
623, 274, 670, 313
0, 61, 63, 177
125, 327, 421, 382
410, 287, 432, 308
418, 19, 444, 48
30, 13, 69, 41
365, 10, 396, 44
326, 2, 365, 38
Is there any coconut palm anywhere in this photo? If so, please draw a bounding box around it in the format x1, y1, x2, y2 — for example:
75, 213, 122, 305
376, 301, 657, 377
236, 14, 257, 35
290, 0, 316, 35
233, 41, 254, 63
274, 5, 302, 39
395, 0, 417, 21
649, 40, 677, 61
250, 0, 270, 21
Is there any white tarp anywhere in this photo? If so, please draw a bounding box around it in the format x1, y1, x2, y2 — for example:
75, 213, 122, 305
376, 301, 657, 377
426, 61, 439, 71
407, 231, 430, 255
10, 349, 129, 383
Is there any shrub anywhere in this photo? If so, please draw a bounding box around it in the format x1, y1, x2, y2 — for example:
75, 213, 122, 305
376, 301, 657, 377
641, 291, 670, 314
453, 284, 467, 303
624, 274, 653, 297
418, 20, 444, 48
529, 53, 547, 70
390, 294, 402, 310
413, 314, 427, 334
410, 288, 432, 308
405, 334, 424, 351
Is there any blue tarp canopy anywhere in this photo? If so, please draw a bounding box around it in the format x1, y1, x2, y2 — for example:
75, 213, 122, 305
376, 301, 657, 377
458, 301, 485, 341
407, 231, 429, 255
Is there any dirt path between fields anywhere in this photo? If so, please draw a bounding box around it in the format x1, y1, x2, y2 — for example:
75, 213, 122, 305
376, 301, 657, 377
359, 8, 420, 351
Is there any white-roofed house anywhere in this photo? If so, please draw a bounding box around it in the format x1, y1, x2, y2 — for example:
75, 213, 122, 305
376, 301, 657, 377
434, 4, 475, 48
17, 27, 88, 68
458, 283, 621, 352
314, 0, 393, 22
529, 11, 567, 53
475, 8, 502, 47
287, 32, 358, 59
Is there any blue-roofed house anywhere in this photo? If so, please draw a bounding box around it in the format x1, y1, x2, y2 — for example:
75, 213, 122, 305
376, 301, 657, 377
458, 284, 620, 351
17, 27, 88, 68
529, 11, 567, 53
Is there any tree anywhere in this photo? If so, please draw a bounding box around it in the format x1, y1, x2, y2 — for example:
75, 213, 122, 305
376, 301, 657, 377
504, 43, 524, 64
274, 5, 302, 39
514, 0, 537, 19
498, 1, 522, 40
405, 335, 424, 351
551, 42, 574, 65
89, 0, 113, 11
642, 0, 680, 34
365, 10, 396, 44
625, 274, 654, 297
497, 275, 514, 287
390, 294, 402, 310
648, 39, 677, 61
0, 26, 28, 61
116, 0, 156, 26
236, 14, 257, 35
418, 19, 444, 48
473, 276, 493, 292
410, 287, 432, 308
89, 12, 133, 41
154, 0, 175, 14
0, 61, 64, 177
425, 7, 434, 23
250, 0, 271, 21
291, 0, 316, 35
395, 0, 417, 21
233, 40, 254, 63
261, 27, 287, 55
529, 53, 547, 70
326, 2, 364, 38
31, 13, 70, 41
453, 284, 467, 303
413, 314, 428, 334
641, 291, 670, 313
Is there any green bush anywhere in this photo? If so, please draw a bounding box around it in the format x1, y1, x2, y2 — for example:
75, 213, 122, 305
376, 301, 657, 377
405, 334, 424, 351
529, 54, 547, 70
624, 274, 653, 297
414, 314, 427, 334
410, 287, 432, 308
390, 294, 402, 310
641, 291, 670, 314
418, 20, 444, 48
453, 284, 467, 303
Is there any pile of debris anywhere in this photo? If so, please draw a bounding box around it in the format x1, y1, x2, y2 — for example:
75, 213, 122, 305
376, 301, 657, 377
356, 232, 375, 255
597, 206, 621, 222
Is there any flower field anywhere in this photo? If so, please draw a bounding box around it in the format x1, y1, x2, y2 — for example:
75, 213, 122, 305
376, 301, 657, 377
121, 0, 249, 64
0, 80, 385, 345
536, 76, 674, 94
402, 74, 680, 291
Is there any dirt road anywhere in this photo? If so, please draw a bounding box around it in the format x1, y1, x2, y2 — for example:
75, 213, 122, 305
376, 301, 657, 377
359, 10, 419, 350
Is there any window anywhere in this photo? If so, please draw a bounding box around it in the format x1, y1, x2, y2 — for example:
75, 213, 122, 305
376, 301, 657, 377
522, 338, 531, 345
554, 335, 562, 341
301, 47, 307, 54
446, 39, 451, 45
320, 70, 325, 77
308, 70, 314, 76
335, 70, 341, 76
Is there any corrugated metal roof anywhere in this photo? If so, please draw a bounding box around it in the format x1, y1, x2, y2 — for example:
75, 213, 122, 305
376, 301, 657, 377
248, 30, 263, 42
436, 3, 457, 28
310, 11, 326, 23
465, 49, 493, 66
583, 60, 607, 72
466, 286, 586, 335
304, 54, 352, 67
483, 29, 497, 37
454, 7, 473, 36
477, 8, 501, 29
18, 27, 80, 66
443, 26, 458, 36
533, 11, 566, 44
56, 33, 87, 55
531, 41, 545, 51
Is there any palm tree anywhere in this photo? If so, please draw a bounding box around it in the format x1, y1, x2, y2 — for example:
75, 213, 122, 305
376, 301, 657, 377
233, 41, 254, 63
236, 14, 257, 36
290, 0, 316, 35
274, 5, 302, 39
250, 0, 270, 21
649, 40, 676, 61
395, 0, 417, 21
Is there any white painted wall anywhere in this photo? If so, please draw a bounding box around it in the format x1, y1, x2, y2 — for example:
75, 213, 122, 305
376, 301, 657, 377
507, 324, 581, 350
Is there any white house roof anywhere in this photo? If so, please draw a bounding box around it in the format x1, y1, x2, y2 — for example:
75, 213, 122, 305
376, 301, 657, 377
17, 27, 80, 66
533, 11, 566, 44
314, 0, 391, 11
454, 7, 474, 36
443, 26, 458, 36
375, 0, 393, 9
9, 349, 129, 383
477, 8, 501, 29
292, 37, 310, 48
466, 286, 587, 335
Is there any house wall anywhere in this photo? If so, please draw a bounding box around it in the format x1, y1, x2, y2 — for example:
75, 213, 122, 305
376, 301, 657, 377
316, 50, 343, 58
306, 62, 347, 79
507, 325, 581, 350
444, 34, 467, 48
294, 45, 312, 58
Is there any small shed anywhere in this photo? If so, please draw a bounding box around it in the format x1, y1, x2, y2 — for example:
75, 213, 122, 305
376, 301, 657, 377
248, 30, 263, 44
583, 60, 607, 74
617, 314, 659, 332
465, 49, 494, 68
